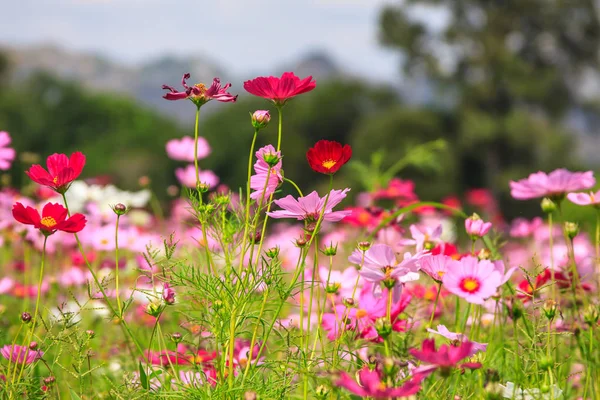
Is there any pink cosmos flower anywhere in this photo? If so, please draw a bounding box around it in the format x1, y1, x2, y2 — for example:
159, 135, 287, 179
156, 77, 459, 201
567, 190, 600, 206
492, 260, 518, 285
336, 367, 421, 398
465, 214, 492, 238
175, 164, 219, 189
162, 74, 237, 105
409, 338, 481, 380
0, 131, 16, 170
426, 325, 488, 354
318, 266, 359, 298
250, 145, 283, 201
509, 217, 543, 238
442, 256, 503, 304
420, 254, 452, 282
163, 283, 176, 305
398, 223, 443, 251
0, 345, 44, 365
267, 189, 351, 222
243, 72, 316, 106
510, 169, 595, 200
348, 244, 423, 302
166, 136, 211, 162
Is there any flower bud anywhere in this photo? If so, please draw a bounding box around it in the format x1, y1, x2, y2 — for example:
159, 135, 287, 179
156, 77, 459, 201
213, 300, 223, 311
583, 304, 599, 326
541, 198, 556, 213
249, 230, 262, 244
564, 222, 579, 240
321, 242, 338, 256
542, 300, 557, 321
507, 299, 523, 320
43, 376, 56, 385
374, 317, 392, 339
86, 330, 95, 338
315, 385, 330, 399
465, 213, 492, 238
163, 283, 176, 305
244, 391, 257, 400
265, 247, 280, 259
29, 341, 38, 350
21, 312, 32, 324
112, 203, 128, 216
357, 241, 371, 251
262, 152, 281, 168
539, 355, 553, 370
251, 110, 271, 130
295, 237, 308, 248
171, 332, 183, 343
325, 282, 340, 295
343, 298, 355, 307
197, 182, 211, 193
477, 248, 491, 260
146, 302, 163, 317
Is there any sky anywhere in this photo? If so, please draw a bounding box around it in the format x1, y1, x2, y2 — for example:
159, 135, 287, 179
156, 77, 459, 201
1, 0, 403, 82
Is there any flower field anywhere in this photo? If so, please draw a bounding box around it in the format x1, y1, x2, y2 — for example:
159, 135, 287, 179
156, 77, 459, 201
0, 71, 599, 399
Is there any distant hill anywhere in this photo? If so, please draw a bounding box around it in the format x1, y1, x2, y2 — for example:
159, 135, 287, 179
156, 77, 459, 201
1, 44, 343, 123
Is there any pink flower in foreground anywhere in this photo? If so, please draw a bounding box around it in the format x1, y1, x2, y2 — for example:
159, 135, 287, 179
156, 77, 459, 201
567, 190, 600, 207
409, 338, 481, 380
162, 73, 237, 106
442, 256, 503, 304
465, 214, 492, 238
349, 244, 422, 302
163, 283, 176, 305
166, 136, 211, 162
0, 131, 16, 170
243, 72, 316, 106
267, 189, 351, 222
0, 345, 44, 365
336, 367, 421, 398
420, 254, 452, 282
510, 169, 595, 200
26, 152, 86, 194
250, 145, 282, 201
426, 325, 488, 354
175, 164, 219, 189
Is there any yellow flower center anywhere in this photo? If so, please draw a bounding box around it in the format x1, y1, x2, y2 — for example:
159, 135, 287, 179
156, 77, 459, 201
437, 271, 445, 278
321, 159, 337, 169
40, 216, 57, 228
355, 309, 368, 318
53, 176, 58, 184
358, 212, 370, 224
459, 277, 481, 293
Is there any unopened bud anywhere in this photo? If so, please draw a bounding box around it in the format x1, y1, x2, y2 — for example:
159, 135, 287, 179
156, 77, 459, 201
539, 355, 553, 370
213, 300, 223, 311
541, 198, 556, 213
357, 241, 371, 251
43, 376, 56, 385
262, 153, 280, 168
325, 282, 340, 295
21, 312, 31, 324
86, 330, 95, 338
564, 222, 579, 240
171, 332, 183, 343
584, 304, 599, 326
314, 385, 329, 399
321, 242, 338, 256
374, 317, 392, 339
197, 182, 210, 193
343, 298, 355, 307
146, 302, 162, 318
295, 237, 308, 248
542, 300, 557, 321
265, 247, 280, 259
29, 341, 38, 350
249, 231, 261, 244
477, 248, 491, 260
251, 110, 271, 130
244, 391, 257, 400
112, 203, 128, 216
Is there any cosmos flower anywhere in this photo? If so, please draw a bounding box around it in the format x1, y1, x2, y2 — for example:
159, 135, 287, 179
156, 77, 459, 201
409, 338, 481, 380
26, 152, 86, 194
567, 190, 600, 207
426, 325, 488, 354
175, 164, 219, 189
336, 366, 421, 398
465, 214, 492, 238
0, 345, 44, 365
267, 189, 351, 222
166, 136, 211, 162
306, 140, 352, 175
250, 145, 283, 201
0, 131, 16, 170
243, 72, 316, 106
12, 202, 86, 236
162, 73, 237, 106
510, 169, 595, 200
442, 256, 503, 305
420, 254, 452, 282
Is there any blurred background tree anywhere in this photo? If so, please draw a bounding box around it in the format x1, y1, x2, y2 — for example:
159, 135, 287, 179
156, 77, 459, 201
379, 0, 600, 216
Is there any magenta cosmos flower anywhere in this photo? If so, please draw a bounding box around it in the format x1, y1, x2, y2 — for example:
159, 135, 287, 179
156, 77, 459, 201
243, 72, 316, 106
250, 145, 283, 201
267, 189, 351, 222
426, 325, 488, 354
442, 256, 503, 304
166, 136, 211, 162
336, 366, 421, 398
26, 152, 86, 194
410, 338, 481, 380
0, 131, 16, 170
162, 73, 237, 107
567, 190, 600, 207
510, 169, 595, 200
1, 344, 44, 365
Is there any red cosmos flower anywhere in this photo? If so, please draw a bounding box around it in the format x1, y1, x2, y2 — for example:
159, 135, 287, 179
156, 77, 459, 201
26, 152, 86, 194
12, 202, 86, 236
162, 73, 237, 107
409, 338, 482, 380
243, 72, 316, 106
306, 140, 352, 175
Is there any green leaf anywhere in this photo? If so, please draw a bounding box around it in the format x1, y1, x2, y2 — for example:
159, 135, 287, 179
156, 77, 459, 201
70, 389, 83, 400
138, 361, 148, 390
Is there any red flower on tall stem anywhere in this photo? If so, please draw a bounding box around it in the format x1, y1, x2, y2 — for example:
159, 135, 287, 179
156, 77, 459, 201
306, 140, 352, 175
13, 202, 86, 236
162, 73, 237, 107
243, 72, 316, 106
26, 152, 86, 194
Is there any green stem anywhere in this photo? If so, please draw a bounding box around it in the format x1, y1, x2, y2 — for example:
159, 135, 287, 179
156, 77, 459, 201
193, 106, 201, 187
115, 214, 122, 317
276, 106, 283, 152
284, 177, 304, 197
237, 129, 259, 276
428, 282, 443, 329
